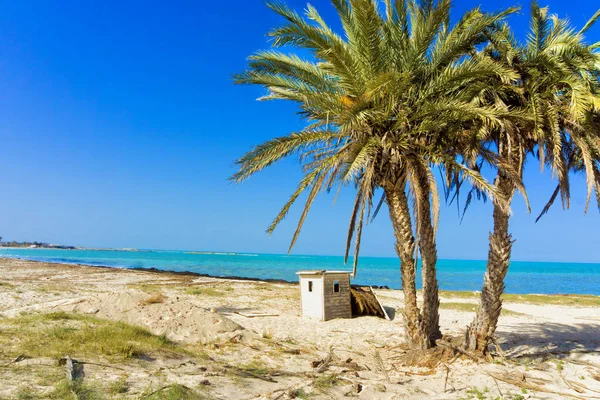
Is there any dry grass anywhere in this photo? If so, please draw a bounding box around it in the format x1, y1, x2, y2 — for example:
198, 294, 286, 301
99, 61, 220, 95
502, 293, 600, 307
143, 384, 209, 400
139, 292, 167, 305
0, 312, 189, 362
314, 373, 341, 392
185, 286, 233, 297
440, 291, 600, 307
127, 283, 167, 294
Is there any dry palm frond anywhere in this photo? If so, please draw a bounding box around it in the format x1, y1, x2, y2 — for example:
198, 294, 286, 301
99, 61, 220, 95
350, 286, 385, 318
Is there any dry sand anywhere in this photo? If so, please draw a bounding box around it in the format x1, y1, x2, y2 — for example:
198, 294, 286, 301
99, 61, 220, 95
1, 258, 599, 399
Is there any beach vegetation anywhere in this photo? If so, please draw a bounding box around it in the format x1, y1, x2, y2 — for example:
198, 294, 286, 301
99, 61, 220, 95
232, 0, 519, 350
313, 373, 340, 392
139, 292, 167, 305
0, 312, 188, 361
0, 281, 16, 288
441, 291, 600, 306
51, 379, 105, 400
128, 282, 168, 293
142, 384, 208, 400
108, 374, 129, 395
290, 388, 312, 399
225, 359, 279, 383
185, 286, 233, 297
503, 293, 600, 307
15, 386, 38, 400
238, 359, 271, 376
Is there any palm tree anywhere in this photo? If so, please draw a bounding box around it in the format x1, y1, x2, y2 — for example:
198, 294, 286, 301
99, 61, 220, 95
232, 0, 515, 349
463, 2, 600, 353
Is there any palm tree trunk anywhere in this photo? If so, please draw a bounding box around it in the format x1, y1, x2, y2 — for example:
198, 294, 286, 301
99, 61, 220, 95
417, 173, 442, 345
385, 185, 430, 350
465, 172, 516, 353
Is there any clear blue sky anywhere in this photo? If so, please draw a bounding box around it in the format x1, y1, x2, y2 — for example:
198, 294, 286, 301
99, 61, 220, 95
0, 1, 599, 262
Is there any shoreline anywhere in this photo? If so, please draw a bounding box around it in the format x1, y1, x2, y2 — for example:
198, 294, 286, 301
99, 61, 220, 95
0, 256, 396, 289
2, 256, 600, 298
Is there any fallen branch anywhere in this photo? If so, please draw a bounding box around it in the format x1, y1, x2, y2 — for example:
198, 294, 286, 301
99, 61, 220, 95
435, 340, 479, 362
570, 379, 600, 396
442, 363, 450, 393
372, 350, 391, 383
229, 367, 277, 383
560, 369, 585, 394
2, 354, 27, 367
490, 374, 503, 397
391, 366, 436, 376
234, 312, 279, 318
486, 371, 587, 399
490, 337, 506, 361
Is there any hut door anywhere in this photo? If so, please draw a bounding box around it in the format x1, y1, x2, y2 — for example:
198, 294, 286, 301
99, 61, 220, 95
301, 277, 324, 320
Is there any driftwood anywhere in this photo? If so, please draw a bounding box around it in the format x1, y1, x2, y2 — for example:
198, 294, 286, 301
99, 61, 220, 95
234, 311, 279, 318
315, 347, 334, 373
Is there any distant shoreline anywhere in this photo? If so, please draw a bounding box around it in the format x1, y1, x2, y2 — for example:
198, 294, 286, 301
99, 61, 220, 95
0, 255, 298, 285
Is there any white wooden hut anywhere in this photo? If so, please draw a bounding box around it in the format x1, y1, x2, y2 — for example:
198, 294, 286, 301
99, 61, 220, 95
296, 270, 352, 321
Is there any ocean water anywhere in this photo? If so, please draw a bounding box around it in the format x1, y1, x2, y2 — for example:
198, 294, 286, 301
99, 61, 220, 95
1, 248, 599, 295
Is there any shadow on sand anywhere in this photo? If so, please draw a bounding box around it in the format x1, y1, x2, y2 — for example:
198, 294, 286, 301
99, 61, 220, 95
497, 322, 600, 358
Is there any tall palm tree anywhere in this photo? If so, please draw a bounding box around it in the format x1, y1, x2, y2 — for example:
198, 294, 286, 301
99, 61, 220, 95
232, 0, 515, 349
463, 2, 600, 353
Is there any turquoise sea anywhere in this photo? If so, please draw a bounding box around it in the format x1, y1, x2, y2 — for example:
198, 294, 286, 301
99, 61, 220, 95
1, 248, 599, 295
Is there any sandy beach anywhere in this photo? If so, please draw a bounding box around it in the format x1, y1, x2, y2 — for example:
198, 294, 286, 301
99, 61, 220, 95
1, 257, 600, 399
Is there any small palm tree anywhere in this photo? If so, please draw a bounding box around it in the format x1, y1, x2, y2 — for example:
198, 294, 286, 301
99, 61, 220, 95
232, 0, 515, 349
462, 2, 600, 353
